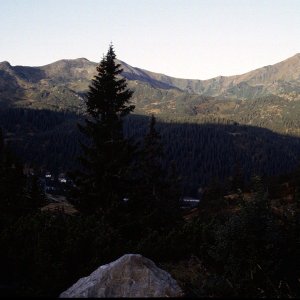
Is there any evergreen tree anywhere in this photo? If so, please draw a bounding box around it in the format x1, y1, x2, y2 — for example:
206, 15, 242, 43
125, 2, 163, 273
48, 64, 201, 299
230, 161, 245, 192
0, 130, 27, 229
133, 115, 182, 231
26, 174, 47, 212
0, 127, 4, 160
71, 44, 135, 215
141, 115, 165, 197
200, 178, 226, 211
250, 175, 269, 212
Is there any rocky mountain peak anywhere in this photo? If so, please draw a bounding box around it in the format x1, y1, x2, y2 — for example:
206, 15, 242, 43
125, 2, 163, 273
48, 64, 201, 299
0, 61, 12, 70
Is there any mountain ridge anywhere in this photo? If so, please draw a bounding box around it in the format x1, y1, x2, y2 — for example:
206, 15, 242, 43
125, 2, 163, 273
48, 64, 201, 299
1, 52, 300, 94
0, 53, 300, 134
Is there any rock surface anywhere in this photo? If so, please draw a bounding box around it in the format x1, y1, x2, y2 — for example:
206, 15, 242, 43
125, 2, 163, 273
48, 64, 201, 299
59, 254, 183, 298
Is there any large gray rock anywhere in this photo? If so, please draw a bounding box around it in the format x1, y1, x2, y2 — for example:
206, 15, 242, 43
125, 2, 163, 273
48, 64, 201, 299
59, 254, 183, 298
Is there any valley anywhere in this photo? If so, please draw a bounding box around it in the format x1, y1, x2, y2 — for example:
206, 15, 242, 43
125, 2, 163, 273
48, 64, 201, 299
1, 54, 300, 196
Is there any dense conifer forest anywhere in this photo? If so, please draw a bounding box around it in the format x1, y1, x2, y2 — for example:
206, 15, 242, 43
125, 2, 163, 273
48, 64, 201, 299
1, 108, 300, 196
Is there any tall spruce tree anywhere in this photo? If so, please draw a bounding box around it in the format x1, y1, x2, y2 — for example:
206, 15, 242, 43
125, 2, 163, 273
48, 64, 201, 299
26, 174, 47, 212
141, 115, 164, 197
0, 128, 3, 160
133, 115, 182, 231
0, 129, 28, 229
71, 44, 135, 215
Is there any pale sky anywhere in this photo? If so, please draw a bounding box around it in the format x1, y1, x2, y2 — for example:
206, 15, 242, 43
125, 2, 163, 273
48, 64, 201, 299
0, 0, 299, 79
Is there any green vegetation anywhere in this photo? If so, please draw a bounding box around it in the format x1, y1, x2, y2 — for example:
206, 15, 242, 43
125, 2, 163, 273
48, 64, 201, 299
1, 53, 300, 136
0, 46, 300, 298
70, 44, 135, 215
1, 108, 300, 196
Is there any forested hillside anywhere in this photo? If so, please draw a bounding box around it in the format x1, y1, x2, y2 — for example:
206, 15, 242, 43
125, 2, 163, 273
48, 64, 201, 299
1, 108, 300, 196
1, 44, 300, 298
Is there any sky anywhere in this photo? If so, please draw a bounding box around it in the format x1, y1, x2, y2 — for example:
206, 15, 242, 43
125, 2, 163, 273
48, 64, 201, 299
0, 0, 299, 79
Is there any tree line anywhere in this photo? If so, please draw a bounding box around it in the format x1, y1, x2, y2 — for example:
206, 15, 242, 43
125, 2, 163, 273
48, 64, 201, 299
1, 108, 300, 196
1, 45, 300, 297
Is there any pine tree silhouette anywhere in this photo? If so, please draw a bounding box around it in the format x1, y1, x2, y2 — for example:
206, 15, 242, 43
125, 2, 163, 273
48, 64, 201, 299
71, 44, 135, 215
134, 115, 182, 231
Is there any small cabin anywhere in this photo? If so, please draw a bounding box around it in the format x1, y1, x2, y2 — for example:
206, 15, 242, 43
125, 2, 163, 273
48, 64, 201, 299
45, 172, 52, 178
181, 197, 201, 209
58, 173, 67, 183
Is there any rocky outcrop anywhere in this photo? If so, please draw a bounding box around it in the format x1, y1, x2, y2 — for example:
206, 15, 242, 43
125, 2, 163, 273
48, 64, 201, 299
59, 254, 183, 298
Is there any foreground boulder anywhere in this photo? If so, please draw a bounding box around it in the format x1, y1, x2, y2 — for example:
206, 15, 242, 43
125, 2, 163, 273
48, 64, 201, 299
59, 254, 183, 298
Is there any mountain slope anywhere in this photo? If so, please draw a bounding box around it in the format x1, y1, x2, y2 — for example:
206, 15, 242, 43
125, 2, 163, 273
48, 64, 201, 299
122, 53, 300, 99
0, 53, 300, 135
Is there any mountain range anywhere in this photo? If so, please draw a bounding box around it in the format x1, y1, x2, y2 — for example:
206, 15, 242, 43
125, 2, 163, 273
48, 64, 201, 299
1, 53, 300, 194
0, 53, 300, 134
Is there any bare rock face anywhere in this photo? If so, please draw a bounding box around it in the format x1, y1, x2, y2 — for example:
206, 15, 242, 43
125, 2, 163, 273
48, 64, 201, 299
59, 254, 183, 298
